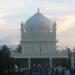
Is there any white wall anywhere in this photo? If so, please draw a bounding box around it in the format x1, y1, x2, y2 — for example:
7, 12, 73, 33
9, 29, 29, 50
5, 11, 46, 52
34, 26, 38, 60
21, 41, 56, 58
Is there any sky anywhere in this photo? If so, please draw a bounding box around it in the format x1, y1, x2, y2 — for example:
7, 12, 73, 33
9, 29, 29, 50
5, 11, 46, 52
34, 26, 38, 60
0, 0, 75, 48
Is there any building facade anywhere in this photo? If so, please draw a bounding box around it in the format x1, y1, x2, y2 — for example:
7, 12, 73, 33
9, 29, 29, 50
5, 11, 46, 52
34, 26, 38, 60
10, 10, 74, 69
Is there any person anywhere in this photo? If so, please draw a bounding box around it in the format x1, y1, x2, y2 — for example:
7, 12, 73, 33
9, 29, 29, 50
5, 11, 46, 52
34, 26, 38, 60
64, 68, 70, 75
28, 69, 32, 75
50, 68, 55, 75
74, 68, 75, 75
14, 64, 18, 72
39, 67, 44, 75
48, 67, 51, 75
55, 69, 59, 75
70, 67, 74, 75
58, 66, 62, 75
62, 68, 65, 75
31, 69, 40, 75
44, 69, 49, 75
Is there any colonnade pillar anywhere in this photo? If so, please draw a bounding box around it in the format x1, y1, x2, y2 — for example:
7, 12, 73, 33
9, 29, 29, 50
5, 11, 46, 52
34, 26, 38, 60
71, 57, 74, 68
49, 58, 52, 68
28, 58, 31, 69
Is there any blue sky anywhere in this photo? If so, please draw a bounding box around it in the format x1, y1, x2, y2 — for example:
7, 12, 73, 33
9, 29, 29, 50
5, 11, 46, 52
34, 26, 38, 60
0, 0, 75, 48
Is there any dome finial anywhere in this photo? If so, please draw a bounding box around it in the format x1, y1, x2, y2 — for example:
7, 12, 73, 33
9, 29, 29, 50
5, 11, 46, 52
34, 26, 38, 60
37, 8, 39, 13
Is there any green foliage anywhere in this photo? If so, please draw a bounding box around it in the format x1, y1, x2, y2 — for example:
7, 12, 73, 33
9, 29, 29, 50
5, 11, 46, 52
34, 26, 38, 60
1, 45, 10, 57
0, 44, 10, 73
16, 44, 21, 53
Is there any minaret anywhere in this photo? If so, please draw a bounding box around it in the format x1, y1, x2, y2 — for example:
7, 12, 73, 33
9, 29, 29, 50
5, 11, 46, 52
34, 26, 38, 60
52, 21, 56, 41
21, 22, 24, 40
37, 8, 40, 14
52, 21, 56, 34
37, 8, 39, 13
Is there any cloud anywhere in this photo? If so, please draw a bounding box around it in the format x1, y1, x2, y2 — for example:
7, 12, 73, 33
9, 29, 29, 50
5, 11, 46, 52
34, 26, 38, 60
57, 23, 75, 48
56, 15, 75, 32
0, 0, 75, 47
4, 31, 21, 44
55, 15, 75, 47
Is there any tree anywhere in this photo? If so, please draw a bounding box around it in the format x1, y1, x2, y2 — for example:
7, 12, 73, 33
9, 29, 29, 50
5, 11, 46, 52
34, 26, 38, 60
16, 44, 21, 53
0, 45, 10, 75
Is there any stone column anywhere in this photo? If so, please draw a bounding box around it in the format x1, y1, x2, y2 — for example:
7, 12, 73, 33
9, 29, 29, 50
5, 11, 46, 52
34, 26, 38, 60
71, 57, 74, 68
28, 58, 31, 69
49, 58, 52, 68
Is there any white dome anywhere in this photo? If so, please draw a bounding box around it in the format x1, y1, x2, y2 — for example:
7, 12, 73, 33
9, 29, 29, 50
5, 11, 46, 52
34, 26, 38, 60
25, 12, 52, 32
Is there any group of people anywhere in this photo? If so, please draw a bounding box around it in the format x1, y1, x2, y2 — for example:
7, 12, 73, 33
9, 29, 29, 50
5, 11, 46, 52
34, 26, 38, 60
29, 66, 75, 75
